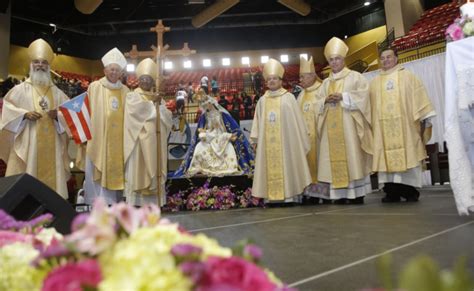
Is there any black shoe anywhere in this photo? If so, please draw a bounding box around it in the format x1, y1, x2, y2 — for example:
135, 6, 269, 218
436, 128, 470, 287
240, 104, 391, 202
381, 195, 401, 203
307, 197, 320, 205
334, 198, 347, 205
321, 199, 332, 204
302, 196, 317, 205
405, 192, 420, 202
350, 197, 364, 204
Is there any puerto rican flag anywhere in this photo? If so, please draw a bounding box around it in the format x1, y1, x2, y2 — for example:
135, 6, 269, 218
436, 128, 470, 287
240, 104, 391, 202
59, 92, 92, 144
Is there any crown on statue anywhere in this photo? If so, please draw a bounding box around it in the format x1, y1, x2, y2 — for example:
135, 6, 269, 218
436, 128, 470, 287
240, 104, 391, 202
194, 88, 208, 103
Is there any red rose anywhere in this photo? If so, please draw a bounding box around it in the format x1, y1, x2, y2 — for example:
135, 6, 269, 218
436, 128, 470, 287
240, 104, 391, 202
42, 259, 102, 291
196, 256, 277, 291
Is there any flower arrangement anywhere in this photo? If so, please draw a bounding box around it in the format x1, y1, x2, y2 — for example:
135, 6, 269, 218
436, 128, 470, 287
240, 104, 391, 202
167, 182, 264, 212
445, 15, 474, 41
0, 199, 291, 291
362, 254, 474, 291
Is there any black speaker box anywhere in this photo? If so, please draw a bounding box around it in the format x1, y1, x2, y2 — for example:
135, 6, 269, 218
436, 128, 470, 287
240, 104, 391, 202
0, 174, 77, 234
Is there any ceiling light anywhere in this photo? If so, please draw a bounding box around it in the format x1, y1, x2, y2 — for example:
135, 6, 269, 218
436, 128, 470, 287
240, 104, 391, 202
280, 54, 289, 63
261, 56, 269, 64
192, 0, 240, 28
277, 0, 310, 16
222, 58, 230, 66
184, 60, 192, 69
299, 53, 308, 60
241, 57, 250, 65
164, 61, 173, 70
203, 59, 211, 67
126, 64, 135, 72
364, 1, 370, 6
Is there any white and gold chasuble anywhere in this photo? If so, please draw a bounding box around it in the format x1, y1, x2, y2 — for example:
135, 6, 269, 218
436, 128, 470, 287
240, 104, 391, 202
316, 68, 372, 193
1, 80, 70, 198
250, 88, 312, 201
298, 81, 322, 184
370, 65, 436, 181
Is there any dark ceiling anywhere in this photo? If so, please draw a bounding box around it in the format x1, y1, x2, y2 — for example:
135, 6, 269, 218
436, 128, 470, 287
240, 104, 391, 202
6, 0, 449, 59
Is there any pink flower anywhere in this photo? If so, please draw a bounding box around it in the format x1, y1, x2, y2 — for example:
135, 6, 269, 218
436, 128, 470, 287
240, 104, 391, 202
42, 259, 102, 291
196, 256, 277, 291
71, 213, 89, 232
139, 203, 161, 227
0, 230, 33, 247
243, 244, 263, 262
33, 238, 70, 266
111, 203, 141, 234
171, 243, 203, 262
66, 199, 116, 255
446, 23, 465, 41
180, 261, 206, 283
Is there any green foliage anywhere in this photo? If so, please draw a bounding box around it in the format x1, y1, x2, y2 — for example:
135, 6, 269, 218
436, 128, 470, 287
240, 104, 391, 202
377, 254, 474, 291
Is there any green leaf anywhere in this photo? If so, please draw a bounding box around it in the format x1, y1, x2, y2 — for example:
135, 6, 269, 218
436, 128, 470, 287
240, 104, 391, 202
441, 256, 474, 291
377, 254, 394, 291
398, 255, 441, 291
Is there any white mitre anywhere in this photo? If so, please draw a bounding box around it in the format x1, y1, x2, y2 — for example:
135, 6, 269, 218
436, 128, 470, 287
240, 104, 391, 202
461, 0, 474, 19
101, 47, 127, 69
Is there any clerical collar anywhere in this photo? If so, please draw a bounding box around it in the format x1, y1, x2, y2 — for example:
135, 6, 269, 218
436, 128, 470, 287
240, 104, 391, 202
380, 64, 403, 75
330, 67, 351, 80
100, 77, 123, 90
305, 80, 322, 92
265, 88, 287, 97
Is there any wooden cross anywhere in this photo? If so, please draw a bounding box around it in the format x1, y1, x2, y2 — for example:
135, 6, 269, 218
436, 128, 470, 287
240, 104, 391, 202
125, 19, 197, 90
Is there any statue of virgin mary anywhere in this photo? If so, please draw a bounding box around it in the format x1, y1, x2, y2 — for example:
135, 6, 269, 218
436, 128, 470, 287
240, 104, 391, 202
170, 91, 254, 178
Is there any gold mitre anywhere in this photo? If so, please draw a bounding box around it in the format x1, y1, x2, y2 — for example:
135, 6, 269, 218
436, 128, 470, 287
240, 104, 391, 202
101, 47, 127, 69
28, 39, 55, 64
324, 37, 349, 60
299, 56, 315, 74
263, 58, 284, 80
136, 58, 157, 80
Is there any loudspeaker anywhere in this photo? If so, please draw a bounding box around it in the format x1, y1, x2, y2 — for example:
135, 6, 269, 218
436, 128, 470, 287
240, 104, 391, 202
0, 174, 77, 234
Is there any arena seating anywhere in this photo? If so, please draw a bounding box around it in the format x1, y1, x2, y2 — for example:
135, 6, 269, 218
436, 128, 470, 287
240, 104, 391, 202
391, 1, 460, 51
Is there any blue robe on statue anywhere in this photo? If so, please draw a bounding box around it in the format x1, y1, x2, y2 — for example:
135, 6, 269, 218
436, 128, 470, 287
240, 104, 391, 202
170, 111, 255, 178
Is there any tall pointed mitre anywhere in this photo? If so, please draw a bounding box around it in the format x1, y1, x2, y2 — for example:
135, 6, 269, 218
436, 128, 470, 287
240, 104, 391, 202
299, 56, 315, 74
263, 58, 285, 80
28, 39, 55, 64
101, 47, 127, 69
136, 58, 157, 80
324, 37, 349, 60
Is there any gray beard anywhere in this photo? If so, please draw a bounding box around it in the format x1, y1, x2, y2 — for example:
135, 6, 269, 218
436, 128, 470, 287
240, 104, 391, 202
30, 68, 51, 87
